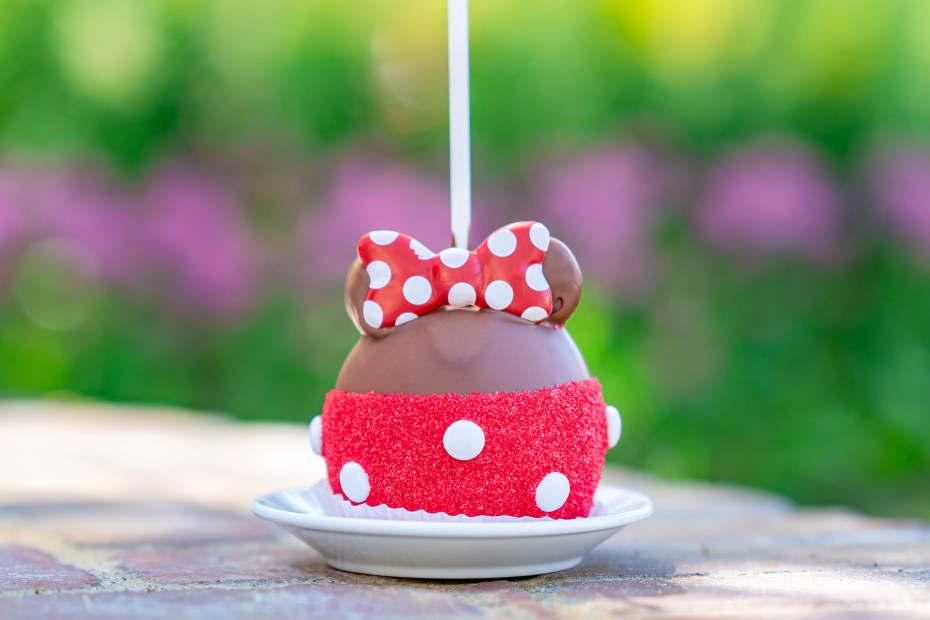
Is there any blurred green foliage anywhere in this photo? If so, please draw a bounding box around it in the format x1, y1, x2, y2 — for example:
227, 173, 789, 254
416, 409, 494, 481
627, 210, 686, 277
3, 0, 930, 167
0, 0, 928, 519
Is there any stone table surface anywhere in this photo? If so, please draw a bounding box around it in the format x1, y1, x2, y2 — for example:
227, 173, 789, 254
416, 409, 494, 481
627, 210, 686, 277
0, 401, 928, 619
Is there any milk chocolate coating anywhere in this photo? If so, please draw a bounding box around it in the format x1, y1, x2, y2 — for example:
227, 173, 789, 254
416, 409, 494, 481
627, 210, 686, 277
543, 238, 583, 325
338, 232, 588, 394
334, 307, 591, 395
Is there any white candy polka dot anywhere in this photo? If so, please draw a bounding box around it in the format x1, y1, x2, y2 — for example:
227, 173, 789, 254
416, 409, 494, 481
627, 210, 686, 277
309, 416, 323, 456
443, 420, 485, 461
369, 230, 399, 246
396, 312, 418, 325
362, 300, 383, 328
521, 306, 548, 322
529, 223, 550, 252
606, 405, 622, 448
339, 462, 370, 503
403, 276, 432, 305
447, 282, 477, 307
535, 472, 570, 513
439, 247, 470, 268
484, 280, 513, 310
487, 229, 517, 257
525, 263, 549, 291
366, 260, 391, 289
410, 239, 435, 260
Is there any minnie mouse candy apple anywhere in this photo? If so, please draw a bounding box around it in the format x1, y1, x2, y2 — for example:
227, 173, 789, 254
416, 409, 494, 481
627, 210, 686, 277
314, 221, 620, 520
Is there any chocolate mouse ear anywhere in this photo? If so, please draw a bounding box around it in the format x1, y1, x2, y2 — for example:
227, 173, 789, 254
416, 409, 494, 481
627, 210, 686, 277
543, 237, 583, 325
345, 259, 392, 339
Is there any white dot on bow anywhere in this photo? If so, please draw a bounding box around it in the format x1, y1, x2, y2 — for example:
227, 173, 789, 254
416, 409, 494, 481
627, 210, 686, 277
529, 222, 550, 252
403, 276, 432, 305
410, 239, 435, 260
487, 229, 517, 257
484, 280, 514, 310
525, 264, 549, 292
362, 300, 383, 328
448, 282, 477, 307
521, 306, 548, 322
366, 260, 391, 289
439, 248, 470, 268
369, 230, 399, 246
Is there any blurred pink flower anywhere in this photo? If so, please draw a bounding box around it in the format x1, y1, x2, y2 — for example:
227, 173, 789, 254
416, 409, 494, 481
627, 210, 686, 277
0, 171, 26, 257
696, 140, 846, 262
867, 142, 930, 254
0, 161, 262, 317
30, 167, 143, 282
534, 143, 676, 294
302, 154, 489, 285
143, 163, 258, 314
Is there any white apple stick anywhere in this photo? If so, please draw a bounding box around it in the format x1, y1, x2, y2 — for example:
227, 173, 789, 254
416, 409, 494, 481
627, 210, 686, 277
448, 0, 471, 249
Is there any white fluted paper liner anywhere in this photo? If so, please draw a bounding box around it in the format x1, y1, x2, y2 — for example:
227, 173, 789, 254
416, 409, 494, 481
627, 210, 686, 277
310, 480, 605, 522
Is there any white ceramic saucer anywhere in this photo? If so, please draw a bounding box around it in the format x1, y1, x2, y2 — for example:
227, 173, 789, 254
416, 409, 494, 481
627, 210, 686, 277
252, 483, 653, 579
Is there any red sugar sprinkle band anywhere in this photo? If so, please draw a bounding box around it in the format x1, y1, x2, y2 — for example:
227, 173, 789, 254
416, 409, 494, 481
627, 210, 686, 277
321, 378, 608, 519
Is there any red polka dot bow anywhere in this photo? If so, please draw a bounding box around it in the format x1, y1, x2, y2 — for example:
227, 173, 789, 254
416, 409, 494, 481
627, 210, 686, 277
357, 221, 553, 328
